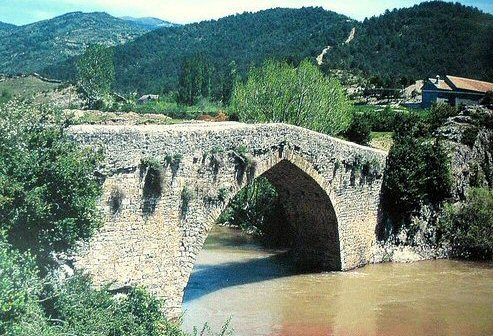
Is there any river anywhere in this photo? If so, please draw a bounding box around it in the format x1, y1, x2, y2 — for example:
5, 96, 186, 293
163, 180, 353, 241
182, 226, 493, 336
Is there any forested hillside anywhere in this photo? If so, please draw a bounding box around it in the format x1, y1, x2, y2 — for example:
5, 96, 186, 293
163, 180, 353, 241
0, 21, 15, 30
8, 2, 493, 94
0, 21, 15, 37
324, 1, 493, 84
0, 12, 151, 74
43, 7, 355, 94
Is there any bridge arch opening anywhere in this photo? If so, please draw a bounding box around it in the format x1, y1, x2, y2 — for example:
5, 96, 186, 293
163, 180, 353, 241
182, 159, 341, 309
183, 158, 342, 312
188, 157, 341, 280
256, 159, 341, 271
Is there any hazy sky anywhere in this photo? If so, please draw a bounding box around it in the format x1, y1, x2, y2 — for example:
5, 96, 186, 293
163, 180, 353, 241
1, 0, 493, 25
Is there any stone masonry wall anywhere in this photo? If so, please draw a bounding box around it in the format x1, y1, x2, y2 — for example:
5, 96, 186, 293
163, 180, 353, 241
68, 122, 387, 317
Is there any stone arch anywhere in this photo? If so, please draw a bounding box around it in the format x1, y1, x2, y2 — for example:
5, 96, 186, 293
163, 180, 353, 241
180, 153, 342, 302
69, 123, 387, 318
260, 159, 341, 271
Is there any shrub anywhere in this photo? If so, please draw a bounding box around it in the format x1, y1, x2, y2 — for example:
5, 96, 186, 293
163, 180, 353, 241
382, 133, 451, 232
109, 186, 125, 214
164, 154, 182, 178
231, 59, 352, 136
439, 188, 493, 259
218, 177, 294, 248
0, 88, 12, 105
180, 186, 193, 217
140, 158, 164, 215
0, 236, 44, 335
49, 274, 185, 336
345, 113, 371, 145
1, 255, 187, 336
0, 101, 102, 264
428, 102, 458, 130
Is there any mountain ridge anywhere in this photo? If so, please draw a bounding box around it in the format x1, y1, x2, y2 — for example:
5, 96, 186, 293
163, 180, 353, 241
0, 11, 151, 74
324, 1, 493, 83
2, 2, 492, 94
120, 16, 178, 29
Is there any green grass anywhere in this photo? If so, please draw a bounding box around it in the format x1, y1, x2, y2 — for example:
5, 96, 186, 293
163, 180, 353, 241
109, 96, 225, 120
370, 131, 394, 152
0, 75, 61, 98
68, 110, 184, 125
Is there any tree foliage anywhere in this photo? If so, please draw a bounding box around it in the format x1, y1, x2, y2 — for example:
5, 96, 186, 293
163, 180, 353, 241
177, 55, 213, 106
427, 103, 458, 130
218, 177, 293, 248
0, 101, 102, 263
43, 7, 354, 95
0, 236, 42, 335
345, 113, 372, 145
40, 4, 493, 95
231, 59, 352, 135
381, 115, 452, 232
0, 12, 148, 75
325, 1, 493, 84
0, 247, 186, 336
76, 44, 115, 106
440, 188, 493, 260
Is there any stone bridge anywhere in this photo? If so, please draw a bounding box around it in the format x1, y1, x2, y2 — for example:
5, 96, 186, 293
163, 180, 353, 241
68, 122, 387, 317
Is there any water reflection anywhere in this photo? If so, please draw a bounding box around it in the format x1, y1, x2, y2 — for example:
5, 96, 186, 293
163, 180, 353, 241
183, 227, 493, 336
184, 253, 290, 302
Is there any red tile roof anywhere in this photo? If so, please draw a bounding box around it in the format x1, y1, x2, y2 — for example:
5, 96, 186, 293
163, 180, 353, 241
446, 75, 493, 93
428, 78, 453, 91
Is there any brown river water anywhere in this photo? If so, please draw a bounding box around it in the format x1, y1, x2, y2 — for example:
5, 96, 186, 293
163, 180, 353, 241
182, 226, 493, 336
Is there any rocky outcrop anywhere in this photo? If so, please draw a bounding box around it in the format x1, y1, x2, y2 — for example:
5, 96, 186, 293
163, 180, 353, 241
437, 106, 493, 200
374, 105, 493, 262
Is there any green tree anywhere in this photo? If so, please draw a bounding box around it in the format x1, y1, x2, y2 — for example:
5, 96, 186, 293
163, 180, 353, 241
218, 61, 238, 104
440, 188, 493, 260
0, 235, 45, 335
218, 177, 293, 247
0, 89, 12, 105
345, 113, 372, 145
0, 101, 102, 264
231, 59, 352, 136
381, 117, 451, 232
76, 44, 115, 106
428, 103, 458, 130
177, 55, 213, 106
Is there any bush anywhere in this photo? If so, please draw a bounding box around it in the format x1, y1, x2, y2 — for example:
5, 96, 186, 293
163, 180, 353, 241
382, 130, 451, 232
440, 188, 493, 259
0, 101, 102, 264
345, 113, 371, 145
49, 275, 185, 336
231, 59, 352, 136
0, 88, 12, 105
0, 236, 44, 335
1, 236, 186, 336
428, 102, 458, 130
